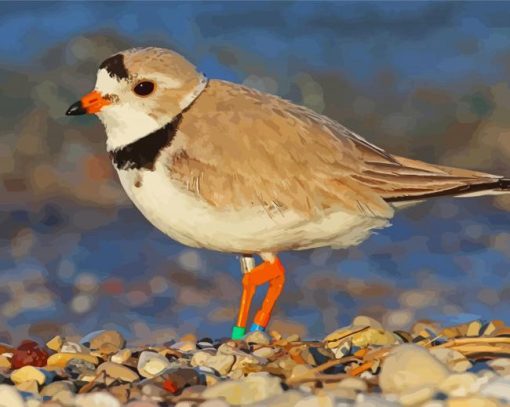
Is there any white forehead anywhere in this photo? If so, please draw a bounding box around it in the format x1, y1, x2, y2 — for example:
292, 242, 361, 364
94, 68, 183, 94
95, 69, 124, 94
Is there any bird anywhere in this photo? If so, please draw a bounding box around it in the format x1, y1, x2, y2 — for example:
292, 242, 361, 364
66, 47, 510, 340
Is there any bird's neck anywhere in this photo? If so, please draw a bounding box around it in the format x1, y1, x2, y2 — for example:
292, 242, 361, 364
109, 114, 183, 171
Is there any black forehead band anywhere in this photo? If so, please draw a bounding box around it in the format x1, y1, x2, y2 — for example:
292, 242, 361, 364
99, 54, 129, 80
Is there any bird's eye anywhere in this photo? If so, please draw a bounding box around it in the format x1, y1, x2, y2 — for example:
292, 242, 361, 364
133, 81, 155, 96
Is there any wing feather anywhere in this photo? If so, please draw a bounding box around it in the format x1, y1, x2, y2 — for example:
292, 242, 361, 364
168, 80, 504, 219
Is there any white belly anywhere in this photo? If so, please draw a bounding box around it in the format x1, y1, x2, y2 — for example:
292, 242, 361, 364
117, 163, 390, 253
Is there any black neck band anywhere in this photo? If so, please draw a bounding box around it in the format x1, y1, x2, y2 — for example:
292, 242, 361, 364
109, 114, 183, 171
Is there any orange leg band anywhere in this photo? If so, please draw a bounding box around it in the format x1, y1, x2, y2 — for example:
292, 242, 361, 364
235, 257, 286, 331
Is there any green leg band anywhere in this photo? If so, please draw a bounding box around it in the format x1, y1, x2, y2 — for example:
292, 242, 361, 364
231, 325, 246, 340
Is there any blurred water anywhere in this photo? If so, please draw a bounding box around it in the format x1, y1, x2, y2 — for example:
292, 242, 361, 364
1, 1, 510, 344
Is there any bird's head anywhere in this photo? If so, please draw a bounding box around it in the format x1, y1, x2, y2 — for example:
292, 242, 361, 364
66, 47, 207, 151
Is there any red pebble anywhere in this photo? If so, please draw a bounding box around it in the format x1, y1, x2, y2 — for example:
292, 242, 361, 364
11, 340, 49, 368
163, 379, 178, 394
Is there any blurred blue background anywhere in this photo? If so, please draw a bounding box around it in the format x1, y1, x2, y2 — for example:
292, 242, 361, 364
1, 1, 510, 344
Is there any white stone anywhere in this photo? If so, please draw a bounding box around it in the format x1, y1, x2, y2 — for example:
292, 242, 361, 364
61, 341, 87, 354
0, 385, 25, 407
488, 358, 510, 375
207, 354, 235, 375
202, 372, 283, 405
355, 393, 400, 406
253, 390, 306, 407
438, 373, 478, 397
217, 343, 264, 369
294, 394, 336, 407
111, 348, 132, 364
353, 315, 383, 329
480, 377, 510, 402
430, 348, 472, 373
137, 351, 170, 378
398, 385, 435, 406
338, 377, 368, 392
379, 344, 450, 394
199, 400, 230, 407
75, 391, 121, 407
243, 331, 271, 345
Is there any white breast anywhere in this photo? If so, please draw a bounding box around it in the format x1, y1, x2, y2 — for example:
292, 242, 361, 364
116, 161, 390, 253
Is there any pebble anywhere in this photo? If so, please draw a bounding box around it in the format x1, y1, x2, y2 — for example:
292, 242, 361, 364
244, 330, 271, 345
257, 390, 307, 407
379, 344, 450, 394
85, 330, 126, 354
324, 326, 396, 349
447, 397, 500, 407
202, 372, 283, 405
141, 382, 166, 399
11, 340, 49, 369
111, 349, 132, 364
11, 365, 47, 385
0, 356, 10, 369
294, 394, 336, 407
26, 400, 43, 407
191, 351, 235, 375
355, 394, 401, 406
97, 362, 140, 383
108, 383, 135, 404
126, 402, 161, 407
46, 352, 99, 368
199, 400, 231, 407
65, 358, 97, 379
137, 351, 170, 378
252, 346, 277, 359
438, 373, 478, 397
466, 321, 483, 337
16, 379, 39, 394
217, 343, 264, 370
352, 315, 383, 329
40, 380, 76, 397
75, 391, 121, 407
332, 340, 352, 359
286, 334, 301, 342
321, 387, 357, 400
487, 358, 510, 375
398, 385, 436, 406
290, 364, 313, 381
171, 341, 196, 352
44, 390, 75, 405
479, 377, 510, 402
46, 336, 63, 352
0, 384, 25, 407
61, 341, 87, 354
430, 348, 472, 372
338, 377, 368, 392
206, 354, 236, 375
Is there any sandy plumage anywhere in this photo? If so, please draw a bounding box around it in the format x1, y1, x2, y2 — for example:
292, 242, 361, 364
170, 79, 505, 221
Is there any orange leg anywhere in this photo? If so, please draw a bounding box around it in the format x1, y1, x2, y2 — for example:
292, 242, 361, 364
232, 257, 286, 339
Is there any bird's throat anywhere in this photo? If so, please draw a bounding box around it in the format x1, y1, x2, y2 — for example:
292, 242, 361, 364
109, 115, 183, 171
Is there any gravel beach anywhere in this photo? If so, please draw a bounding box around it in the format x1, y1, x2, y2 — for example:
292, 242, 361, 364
0, 317, 509, 406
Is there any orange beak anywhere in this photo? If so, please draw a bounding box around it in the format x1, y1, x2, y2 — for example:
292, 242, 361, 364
66, 90, 111, 116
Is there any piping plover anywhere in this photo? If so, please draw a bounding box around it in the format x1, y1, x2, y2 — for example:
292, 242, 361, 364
66, 47, 510, 339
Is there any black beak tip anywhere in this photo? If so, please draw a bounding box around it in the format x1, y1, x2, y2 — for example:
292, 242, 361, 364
66, 101, 86, 116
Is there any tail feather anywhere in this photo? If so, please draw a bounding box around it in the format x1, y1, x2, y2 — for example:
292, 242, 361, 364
360, 154, 510, 203
385, 177, 510, 202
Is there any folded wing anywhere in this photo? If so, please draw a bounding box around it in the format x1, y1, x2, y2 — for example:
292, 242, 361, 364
169, 80, 509, 220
